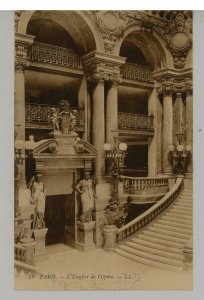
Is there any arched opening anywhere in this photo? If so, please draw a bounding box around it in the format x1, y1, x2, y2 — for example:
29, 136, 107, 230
27, 19, 77, 50
24, 12, 95, 142
118, 31, 166, 176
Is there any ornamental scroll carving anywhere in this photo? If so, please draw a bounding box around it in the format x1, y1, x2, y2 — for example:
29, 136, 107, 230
91, 10, 192, 69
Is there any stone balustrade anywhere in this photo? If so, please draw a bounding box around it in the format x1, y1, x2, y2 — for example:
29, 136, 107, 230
121, 63, 154, 82
118, 112, 154, 131
120, 175, 169, 195
117, 176, 184, 243
28, 42, 81, 68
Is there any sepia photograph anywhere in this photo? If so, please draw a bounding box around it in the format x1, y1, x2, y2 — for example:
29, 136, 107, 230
13, 9, 193, 291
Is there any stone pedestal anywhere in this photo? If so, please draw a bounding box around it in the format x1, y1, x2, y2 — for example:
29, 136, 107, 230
103, 225, 118, 252
76, 221, 95, 251
51, 132, 78, 155
34, 228, 48, 256
19, 238, 35, 265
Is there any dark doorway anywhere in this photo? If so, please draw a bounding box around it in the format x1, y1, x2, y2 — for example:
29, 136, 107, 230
122, 144, 148, 177
45, 194, 76, 247
45, 195, 66, 245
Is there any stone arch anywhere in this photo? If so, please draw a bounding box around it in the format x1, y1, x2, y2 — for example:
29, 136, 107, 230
116, 25, 168, 71
17, 10, 100, 54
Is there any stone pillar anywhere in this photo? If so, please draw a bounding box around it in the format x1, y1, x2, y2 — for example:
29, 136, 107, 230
15, 33, 34, 187
162, 92, 174, 174
185, 89, 193, 175
106, 79, 119, 143
176, 91, 185, 134
148, 88, 157, 176
92, 78, 105, 177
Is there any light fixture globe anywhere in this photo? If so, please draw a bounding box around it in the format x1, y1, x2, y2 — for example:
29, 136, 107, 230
168, 144, 175, 152
177, 144, 184, 152
104, 143, 111, 151
186, 145, 192, 152
119, 143, 127, 151
15, 139, 25, 150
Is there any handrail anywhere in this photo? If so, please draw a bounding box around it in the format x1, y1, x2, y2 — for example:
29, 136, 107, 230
117, 176, 184, 243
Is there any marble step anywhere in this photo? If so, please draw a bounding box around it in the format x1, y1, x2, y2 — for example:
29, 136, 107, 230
148, 226, 191, 240
117, 245, 184, 269
169, 207, 192, 216
115, 248, 183, 271
143, 230, 188, 244
166, 212, 192, 220
162, 215, 192, 225
126, 241, 183, 260
131, 237, 183, 255
156, 220, 192, 233
138, 233, 184, 249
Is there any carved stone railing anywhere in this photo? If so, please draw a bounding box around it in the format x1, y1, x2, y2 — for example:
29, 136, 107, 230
117, 176, 184, 243
120, 175, 169, 194
118, 112, 154, 131
28, 42, 81, 68
26, 103, 84, 127
14, 243, 39, 274
121, 63, 154, 82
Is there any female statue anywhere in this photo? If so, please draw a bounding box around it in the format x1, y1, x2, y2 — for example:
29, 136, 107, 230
29, 174, 46, 229
76, 171, 96, 223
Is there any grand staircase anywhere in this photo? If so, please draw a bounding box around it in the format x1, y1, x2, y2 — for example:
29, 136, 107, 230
115, 184, 192, 271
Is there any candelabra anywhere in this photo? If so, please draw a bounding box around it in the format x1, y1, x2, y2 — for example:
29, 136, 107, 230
104, 131, 127, 209
168, 133, 192, 175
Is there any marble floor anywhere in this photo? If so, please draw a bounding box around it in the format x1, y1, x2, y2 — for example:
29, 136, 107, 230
15, 247, 192, 291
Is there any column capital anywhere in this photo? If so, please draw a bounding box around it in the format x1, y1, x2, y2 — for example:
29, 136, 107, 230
87, 71, 107, 85
156, 78, 176, 97
83, 51, 125, 85
15, 33, 35, 71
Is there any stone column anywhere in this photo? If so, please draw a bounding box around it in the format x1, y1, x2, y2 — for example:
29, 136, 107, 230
185, 88, 193, 175
15, 33, 34, 187
176, 91, 185, 134
162, 91, 174, 174
92, 78, 105, 177
106, 79, 119, 143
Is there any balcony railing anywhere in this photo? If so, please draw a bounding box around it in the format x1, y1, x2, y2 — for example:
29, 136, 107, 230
121, 63, 154, 83
118, 112, 154, 131
25, 103, 84, 127
28, 42, 81, 68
